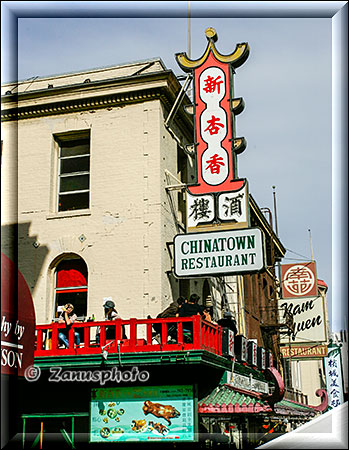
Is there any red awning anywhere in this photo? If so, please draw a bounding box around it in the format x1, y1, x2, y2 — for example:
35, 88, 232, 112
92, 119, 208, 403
56, 259, 87, 293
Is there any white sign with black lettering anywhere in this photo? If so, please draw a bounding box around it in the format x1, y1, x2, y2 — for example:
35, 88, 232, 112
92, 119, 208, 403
279, 296, 327, 344
174, 228, 264, 278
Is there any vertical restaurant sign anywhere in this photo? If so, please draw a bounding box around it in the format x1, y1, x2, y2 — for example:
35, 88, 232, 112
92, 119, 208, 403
324, 345, 344, 408
176, 28, 249, 195
176, 28, 250, 233
90, 385, 195, 443
281, 262, 318, 298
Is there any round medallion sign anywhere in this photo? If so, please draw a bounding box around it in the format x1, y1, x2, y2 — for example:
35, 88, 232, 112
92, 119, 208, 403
283, 264, 315, 297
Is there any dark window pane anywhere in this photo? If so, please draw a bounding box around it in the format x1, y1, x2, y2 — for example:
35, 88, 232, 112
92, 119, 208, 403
59, 192, 89, 211
60, 139, 90, 157
60, 174, 89, 192
60, 156, 90, 175
55, 291, 87, 318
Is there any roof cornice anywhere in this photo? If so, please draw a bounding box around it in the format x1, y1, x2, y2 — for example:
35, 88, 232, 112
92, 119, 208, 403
1, 70, 193, 141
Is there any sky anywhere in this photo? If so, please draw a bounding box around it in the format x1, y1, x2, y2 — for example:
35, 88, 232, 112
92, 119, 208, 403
1, 2, 345, 331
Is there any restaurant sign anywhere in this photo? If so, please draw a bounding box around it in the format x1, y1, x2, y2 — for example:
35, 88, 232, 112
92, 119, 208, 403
90, 385, 195, 442
280, 344, 328, 359
175, 27, 251, 233
324, 345, 344, 408
279, 295, 327, 344
174, 228, 264, 278
230, 373, 269, 395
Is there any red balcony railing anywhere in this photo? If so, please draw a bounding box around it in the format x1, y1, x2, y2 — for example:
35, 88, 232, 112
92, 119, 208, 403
34, 316, 223, 357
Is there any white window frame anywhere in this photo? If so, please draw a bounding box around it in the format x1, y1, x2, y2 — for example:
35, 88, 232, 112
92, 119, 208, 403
54, 130, 91, 212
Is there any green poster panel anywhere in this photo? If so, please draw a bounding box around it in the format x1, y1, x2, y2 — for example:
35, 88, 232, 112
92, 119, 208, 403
90, 385, 195, 443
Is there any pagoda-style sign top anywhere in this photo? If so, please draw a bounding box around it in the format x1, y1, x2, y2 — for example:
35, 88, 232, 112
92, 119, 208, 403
176, 27, 250, 72
175, 28, 250, 200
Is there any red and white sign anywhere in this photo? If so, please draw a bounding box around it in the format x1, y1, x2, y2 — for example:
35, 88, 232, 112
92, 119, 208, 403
1, 253, 36, 377
248, 340, 257, 366
188, 53, 245, 195
281, 262, 317, 298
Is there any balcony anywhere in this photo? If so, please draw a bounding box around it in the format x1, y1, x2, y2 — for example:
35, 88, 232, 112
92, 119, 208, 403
34, 316, 231, 371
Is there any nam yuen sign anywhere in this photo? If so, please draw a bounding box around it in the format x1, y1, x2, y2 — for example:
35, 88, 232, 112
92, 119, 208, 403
174, 228, 264, 278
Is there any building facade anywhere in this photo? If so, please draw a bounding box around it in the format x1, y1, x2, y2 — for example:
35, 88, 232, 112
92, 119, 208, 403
1, 54, 325, 449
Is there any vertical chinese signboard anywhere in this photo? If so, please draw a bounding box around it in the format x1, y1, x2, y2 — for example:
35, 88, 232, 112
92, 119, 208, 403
173, 28, 265, 277
324, 345, 344, 409
175, 27, 250, 233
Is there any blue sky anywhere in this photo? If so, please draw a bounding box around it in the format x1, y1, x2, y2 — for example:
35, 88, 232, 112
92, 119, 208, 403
2, 2, 346, 331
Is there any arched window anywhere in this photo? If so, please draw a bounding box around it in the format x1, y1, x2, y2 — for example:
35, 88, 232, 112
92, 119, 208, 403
54, 257, 88, 319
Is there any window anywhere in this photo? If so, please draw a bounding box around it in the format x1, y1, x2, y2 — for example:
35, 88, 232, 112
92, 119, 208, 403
55, 131, 90, 212
54, 257, 88, 319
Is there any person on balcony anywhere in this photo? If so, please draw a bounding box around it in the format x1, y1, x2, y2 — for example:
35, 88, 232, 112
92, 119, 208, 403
96, 299, 127, 345
177, 294, 206, 342
58, 303, 81, 348
148, 296, 187, 343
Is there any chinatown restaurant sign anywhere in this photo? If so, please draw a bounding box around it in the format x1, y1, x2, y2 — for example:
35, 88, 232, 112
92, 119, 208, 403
174, 228, 265, 278
1, 253, 36, 377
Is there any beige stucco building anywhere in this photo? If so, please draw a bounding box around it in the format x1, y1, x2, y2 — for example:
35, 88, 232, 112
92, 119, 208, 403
2, 59, 211, 325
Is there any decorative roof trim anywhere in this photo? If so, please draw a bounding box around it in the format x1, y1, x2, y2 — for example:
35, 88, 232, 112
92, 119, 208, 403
2, 89, 163, 121
1, 85, 193, 141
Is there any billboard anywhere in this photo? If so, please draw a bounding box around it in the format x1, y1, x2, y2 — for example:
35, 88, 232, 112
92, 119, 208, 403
279, 296, 327, 344
174, 227, 265, 278
90, 385, 195, 443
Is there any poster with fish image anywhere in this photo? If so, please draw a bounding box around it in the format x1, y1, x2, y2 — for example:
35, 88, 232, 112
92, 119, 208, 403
90, 385, 195, 442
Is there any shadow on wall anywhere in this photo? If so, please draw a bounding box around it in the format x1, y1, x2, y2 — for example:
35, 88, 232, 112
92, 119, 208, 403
1, 222, 49, 297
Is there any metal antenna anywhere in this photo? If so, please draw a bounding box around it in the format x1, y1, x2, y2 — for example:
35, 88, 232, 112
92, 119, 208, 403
272, 186, 279, 236
308, 229, 314, 261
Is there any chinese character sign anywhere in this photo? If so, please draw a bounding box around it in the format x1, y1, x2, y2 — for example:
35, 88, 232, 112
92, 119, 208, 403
324, 346, 344, 408
187, 193, 215, 228
176, 28, 249, 195
186, 183, 249, 231
281, 262, 318, 298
